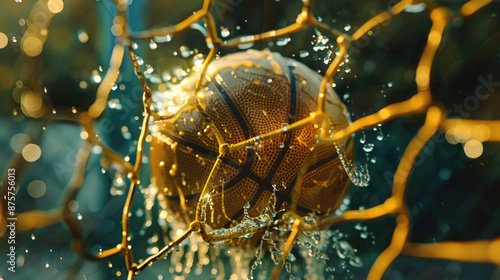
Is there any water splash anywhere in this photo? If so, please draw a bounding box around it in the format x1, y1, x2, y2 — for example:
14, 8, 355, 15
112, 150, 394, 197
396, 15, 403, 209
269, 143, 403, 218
335, 142, 370, 187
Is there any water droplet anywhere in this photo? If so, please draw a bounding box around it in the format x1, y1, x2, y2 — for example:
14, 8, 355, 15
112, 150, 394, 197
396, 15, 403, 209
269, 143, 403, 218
180, 46, 190, 58
282, 123, 289, 132
387, 82, 393, 88
146, 64, 154, 74
276, 37, 291, 46
360, 232, 369, 239
193, 53, 205, 67
376, 129, 384, 141
299, 50, 309, 58
359, 133, 366, 144
349, 256, 363, 267
344, 24, 351, 31
405, 3, 426, 13
111, 173, 126, 196
149, 40, 157, 50
363, 143, 374, 152
221, 28, 230, 38
92, 74, 101, 83
336, 240, 355, 259
108, 98, 122, 110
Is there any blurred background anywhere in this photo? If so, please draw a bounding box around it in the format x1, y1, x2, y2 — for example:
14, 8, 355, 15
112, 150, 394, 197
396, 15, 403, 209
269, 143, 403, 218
1, 0, 499, 279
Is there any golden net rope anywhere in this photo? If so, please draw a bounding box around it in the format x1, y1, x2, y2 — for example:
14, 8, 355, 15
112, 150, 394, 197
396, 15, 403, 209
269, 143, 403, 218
1, 0, 499, 279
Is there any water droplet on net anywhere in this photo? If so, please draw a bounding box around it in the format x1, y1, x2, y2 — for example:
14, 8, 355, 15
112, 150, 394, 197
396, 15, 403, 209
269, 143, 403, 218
276, 37, 291, 46
363, 143, 374, 153
237, 42, 254, 50
344, 24, 351, 31
299, 50, 309, 58
404, 3, 426, 13
146, 64, 154, 74
377, 130, 384, 141
154, 34, 172, 43
149, 40, 157, 50
359, 132, 366, 144
180, 46, 190, 58
220, 28, 230, 38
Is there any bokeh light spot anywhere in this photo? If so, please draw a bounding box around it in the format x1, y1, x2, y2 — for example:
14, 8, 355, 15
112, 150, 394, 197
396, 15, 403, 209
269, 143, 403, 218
10, 133, 31, 153
22, 143, 42, 162
463, 140, 483, 159
47, 0, 64, 14
78, 30, 89, 43
28, 180, 47, 198
0, 32, 8, 49
21, 90, 45, 118
22, 37, 43, 57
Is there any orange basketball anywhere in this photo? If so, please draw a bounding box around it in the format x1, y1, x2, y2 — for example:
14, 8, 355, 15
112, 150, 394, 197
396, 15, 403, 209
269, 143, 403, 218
150, 49, 353, 235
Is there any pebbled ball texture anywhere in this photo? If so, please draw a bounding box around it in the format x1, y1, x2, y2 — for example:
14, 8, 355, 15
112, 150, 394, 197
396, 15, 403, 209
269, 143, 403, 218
150, 49, 353, 233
